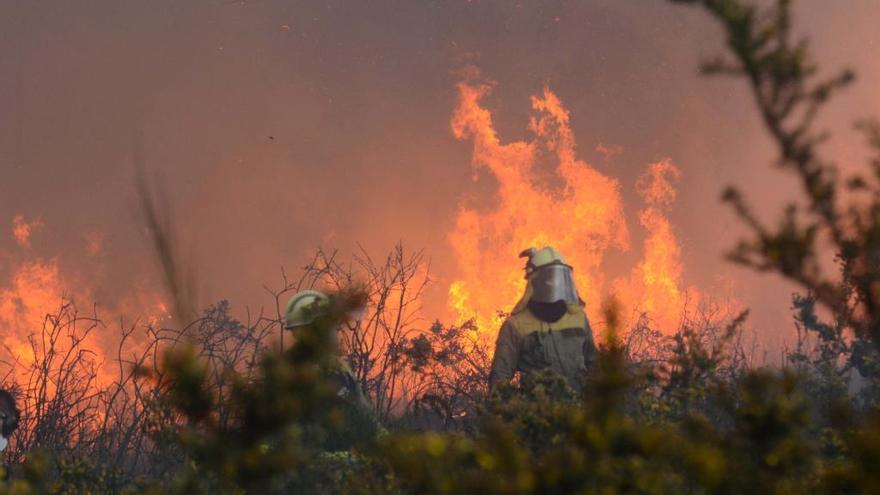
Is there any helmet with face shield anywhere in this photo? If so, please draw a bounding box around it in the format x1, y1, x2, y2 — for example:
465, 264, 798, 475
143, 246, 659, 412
489, 246, 594, 389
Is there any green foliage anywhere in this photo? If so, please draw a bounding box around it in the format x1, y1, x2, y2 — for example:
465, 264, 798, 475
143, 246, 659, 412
396, 319, 490, 431
381, 320, 704, 495
672, 0, 880, 347
379, 305, 814, 495
153, 289, 376, 494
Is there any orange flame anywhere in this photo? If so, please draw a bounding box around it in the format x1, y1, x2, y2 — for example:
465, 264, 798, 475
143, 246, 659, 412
613, 159, 698, 331
1, 220, 169, 390
447, 77, 629, 334
0, 260, 63, 363
447, 74, 696, 336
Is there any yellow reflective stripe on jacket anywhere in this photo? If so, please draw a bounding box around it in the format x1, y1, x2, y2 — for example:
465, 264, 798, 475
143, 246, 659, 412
489, 304, 594, 390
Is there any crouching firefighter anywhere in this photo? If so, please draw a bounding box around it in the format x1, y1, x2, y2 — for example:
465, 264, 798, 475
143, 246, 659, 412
489, 247, 597, 393
283, 290, 380, 449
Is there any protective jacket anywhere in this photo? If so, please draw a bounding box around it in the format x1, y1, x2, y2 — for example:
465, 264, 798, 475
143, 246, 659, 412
489, 303, 596, 390
328, 359, 373, 415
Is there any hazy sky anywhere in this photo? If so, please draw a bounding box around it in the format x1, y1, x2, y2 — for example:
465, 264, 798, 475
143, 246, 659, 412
2, 0, 878, 353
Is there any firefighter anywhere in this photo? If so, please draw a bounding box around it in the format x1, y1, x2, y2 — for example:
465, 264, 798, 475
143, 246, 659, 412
283, 290, 377, 440
0, 390, 18, 454
0, 389, 18, 480
489, 247, 597, 392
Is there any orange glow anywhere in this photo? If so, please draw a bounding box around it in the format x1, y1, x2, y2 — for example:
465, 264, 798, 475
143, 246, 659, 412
0, 252, 168, 393
0, 260, 101, 382
447, 75, 696, 337
0, 252, 169, 442
0, 260, 62, 363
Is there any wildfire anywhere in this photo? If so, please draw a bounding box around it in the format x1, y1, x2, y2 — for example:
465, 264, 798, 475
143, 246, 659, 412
0, 260, 63, 363
613, 159, 698, 331
447, 77, 629, 334
0, 220, 169, 392
447, 74, 695, 337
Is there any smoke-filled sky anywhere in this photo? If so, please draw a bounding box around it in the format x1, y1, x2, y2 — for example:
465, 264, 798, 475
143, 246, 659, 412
2, 0, 878, 355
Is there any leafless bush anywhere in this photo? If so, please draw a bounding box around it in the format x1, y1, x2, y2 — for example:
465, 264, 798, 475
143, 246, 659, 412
289, 244, 431, 423
0, 293, 280, 484
622, 314, 669, 366
0, 299, 158, 480
0, 240, 438, 486
2, 302, 93, 462
621, 304, 751, 377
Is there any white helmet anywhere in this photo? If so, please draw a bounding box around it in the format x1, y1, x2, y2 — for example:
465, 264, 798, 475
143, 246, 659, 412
283, 290, 330, 330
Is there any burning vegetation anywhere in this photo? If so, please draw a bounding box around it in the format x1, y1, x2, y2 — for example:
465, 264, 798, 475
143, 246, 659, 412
448, 77, 701, 338
0, 0, 879, 493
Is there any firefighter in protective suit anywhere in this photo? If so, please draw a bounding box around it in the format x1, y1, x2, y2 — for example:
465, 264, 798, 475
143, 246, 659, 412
282, 289, 381, 477
489, 247, 597, 391
283, 290, 373, 417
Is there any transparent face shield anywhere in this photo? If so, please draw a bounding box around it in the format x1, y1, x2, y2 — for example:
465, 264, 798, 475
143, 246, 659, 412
527, 264, 580, 304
